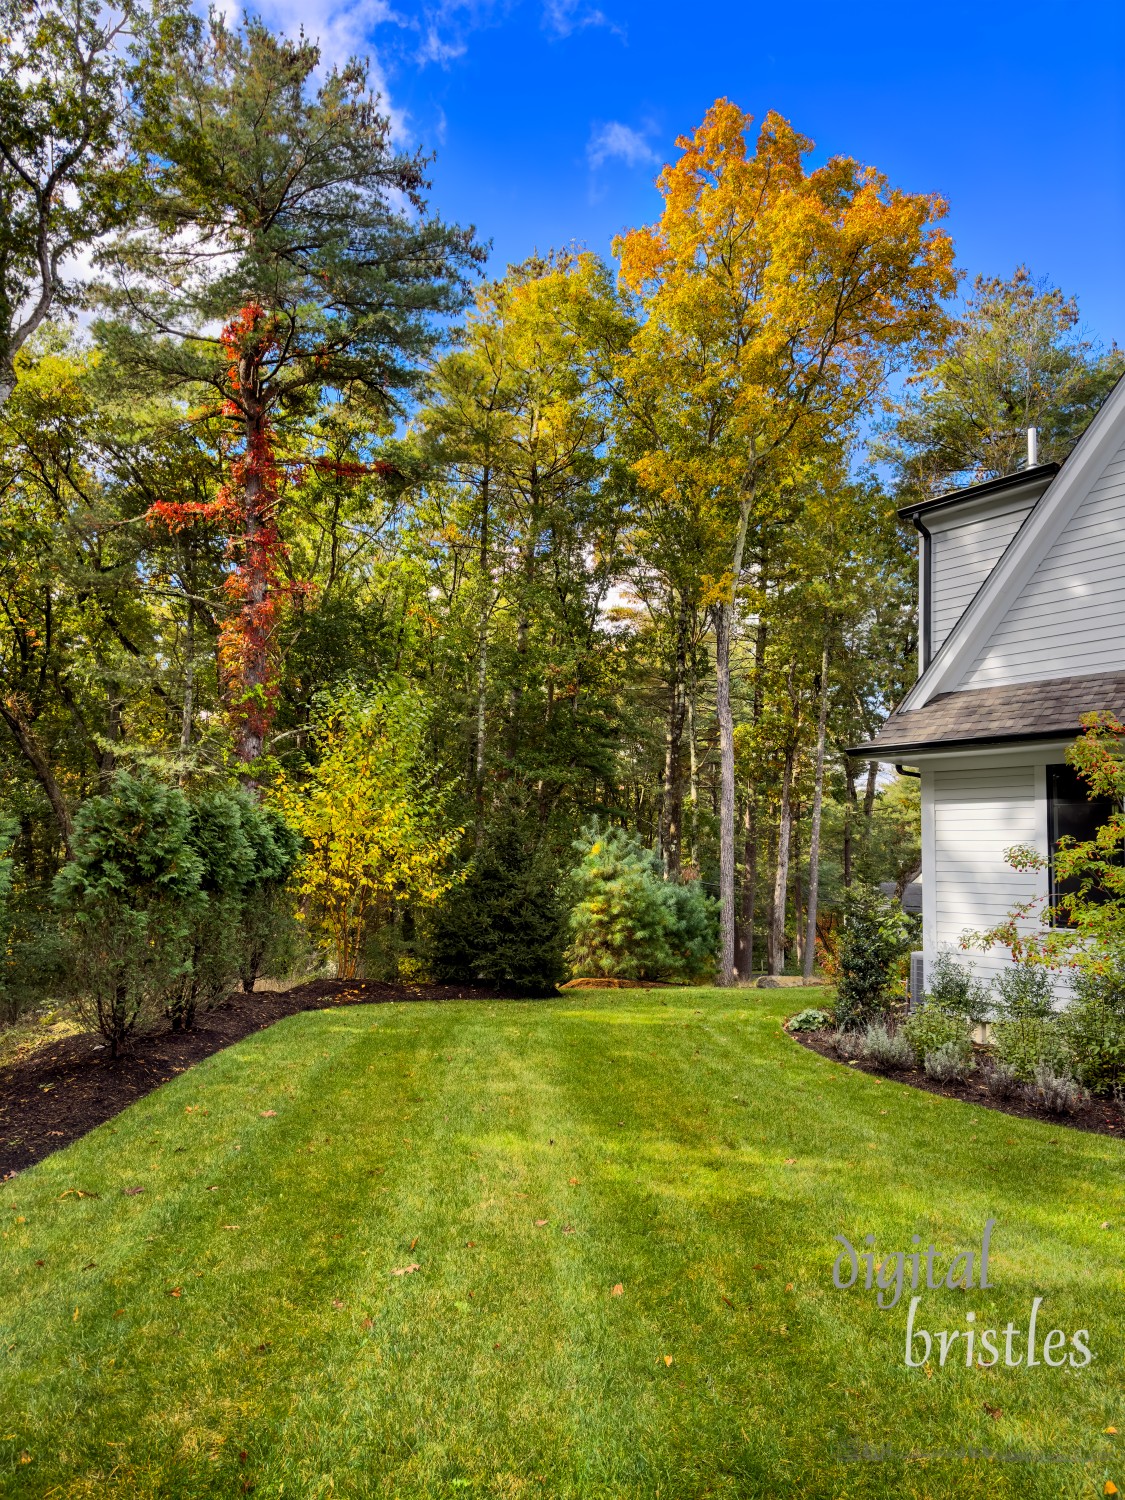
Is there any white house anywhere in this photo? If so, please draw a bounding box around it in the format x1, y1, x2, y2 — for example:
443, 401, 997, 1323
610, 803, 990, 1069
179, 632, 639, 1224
854, 377, 1125, 994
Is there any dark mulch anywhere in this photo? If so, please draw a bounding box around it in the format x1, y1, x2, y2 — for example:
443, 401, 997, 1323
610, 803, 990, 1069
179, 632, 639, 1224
792, 1027, 1125, 1139
0, 978, 533, 1180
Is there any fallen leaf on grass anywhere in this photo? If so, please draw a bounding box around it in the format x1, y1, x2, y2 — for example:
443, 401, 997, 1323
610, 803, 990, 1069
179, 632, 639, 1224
122, 1186, 145, 1197
611, 1284, 624, 1296
259, 1110, 277, 1118
362, 1317, 374, 1330
1102, 1222, 1113, 1230
663, 1355, 673, 1367
58, 1189, 98, 1200
785, 1282, 793, 1292
568, 1178, 579, 1187
562, 1226, 575, 1235
391, 1264, 420, 1276
535, 1219, 548, 1227
1106, 1427, 1119, 1435
983, 1403, 1002, 1419
410, 1238, 417, 1250
1105, 1485, 1117, 1497
332, 1299, 344, 1310
222, 1225, 239, 1231
720, 1295, 735, 1310
167, 1288, 182, 1298
784, 1158, 796, 1166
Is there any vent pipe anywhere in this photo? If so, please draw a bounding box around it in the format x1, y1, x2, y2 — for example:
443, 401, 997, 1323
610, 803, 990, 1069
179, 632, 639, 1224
1027, 427, 1039, 467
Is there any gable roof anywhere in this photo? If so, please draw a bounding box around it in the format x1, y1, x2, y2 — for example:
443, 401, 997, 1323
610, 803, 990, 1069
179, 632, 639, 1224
852, 669, 1125, 759
896, 370, 1125, 711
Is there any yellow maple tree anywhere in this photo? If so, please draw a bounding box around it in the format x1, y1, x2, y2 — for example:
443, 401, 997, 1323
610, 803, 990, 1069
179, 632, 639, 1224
615, 101, 957, 981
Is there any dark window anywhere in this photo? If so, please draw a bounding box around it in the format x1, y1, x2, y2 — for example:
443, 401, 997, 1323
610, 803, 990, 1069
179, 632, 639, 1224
1047, 763, 1117, 923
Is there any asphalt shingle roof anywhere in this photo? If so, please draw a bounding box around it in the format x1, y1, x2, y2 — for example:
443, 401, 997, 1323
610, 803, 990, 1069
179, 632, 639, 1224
852, 671, 1125, 758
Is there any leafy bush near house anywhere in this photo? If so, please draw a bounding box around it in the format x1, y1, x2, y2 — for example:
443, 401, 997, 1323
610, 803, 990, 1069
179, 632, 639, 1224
787, 1007, 831, 1033
1058, 969, 1125, 1093
834, 884, 911, 1029
993, 1015, 1071, 1082
860, 1021, 914, 1070
902, 1005, 972, 1064
429, 818, 568, 995
924, 951, 990, 1023
566, 824, 716, 981
924, 1041, 974, 1083
992, 962, 1055, 1020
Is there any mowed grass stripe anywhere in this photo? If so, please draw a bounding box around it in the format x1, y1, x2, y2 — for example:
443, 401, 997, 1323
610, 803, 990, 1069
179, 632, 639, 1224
1, 988, 1124, 1499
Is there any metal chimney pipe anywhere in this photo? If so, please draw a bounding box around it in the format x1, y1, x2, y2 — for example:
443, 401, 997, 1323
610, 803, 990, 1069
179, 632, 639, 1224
1027, 427, 1039, 467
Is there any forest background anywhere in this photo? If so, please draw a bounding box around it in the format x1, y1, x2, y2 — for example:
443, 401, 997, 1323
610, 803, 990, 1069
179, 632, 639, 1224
0, 0, 1122, 1022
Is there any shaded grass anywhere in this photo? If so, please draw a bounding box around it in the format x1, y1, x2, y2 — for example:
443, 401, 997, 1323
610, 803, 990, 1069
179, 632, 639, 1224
1, 986, 1123, 1498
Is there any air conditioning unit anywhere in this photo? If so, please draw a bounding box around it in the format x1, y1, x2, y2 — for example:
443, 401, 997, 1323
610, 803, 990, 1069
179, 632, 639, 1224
909, 952, 925, 1010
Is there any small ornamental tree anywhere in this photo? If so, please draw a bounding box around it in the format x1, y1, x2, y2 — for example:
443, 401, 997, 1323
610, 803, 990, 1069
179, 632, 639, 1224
53, 772, 203, 1053
276, 685, 462, 979
834, 884, 912, 1029
968, 712, 1125, 1092
972, 712, 1125, 974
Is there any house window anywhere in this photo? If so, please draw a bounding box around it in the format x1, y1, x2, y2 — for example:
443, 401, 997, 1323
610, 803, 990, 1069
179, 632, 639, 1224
1046, 763, 1117, 923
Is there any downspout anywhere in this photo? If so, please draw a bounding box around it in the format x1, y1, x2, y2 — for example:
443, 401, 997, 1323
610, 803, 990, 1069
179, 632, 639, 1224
909, 509, 933, 672
895, 764, 921, 779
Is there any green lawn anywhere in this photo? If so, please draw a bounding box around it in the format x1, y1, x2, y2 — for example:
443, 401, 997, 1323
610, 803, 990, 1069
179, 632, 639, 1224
2, 986, 1123, 1499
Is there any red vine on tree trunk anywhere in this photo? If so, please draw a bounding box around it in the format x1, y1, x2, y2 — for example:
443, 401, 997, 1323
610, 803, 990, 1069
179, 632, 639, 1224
147, 304, 398, 765
147, 304, 290, 765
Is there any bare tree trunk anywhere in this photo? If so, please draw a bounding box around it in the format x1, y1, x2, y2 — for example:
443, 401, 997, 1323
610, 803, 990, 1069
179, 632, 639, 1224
738, 610, 768, 978
863, 759, 879, 822
803, 645, 831, 982
661, 596, 688, 880
181, 593, 195, 752
474, 470, 491, 842
768, 741, 796, 975
714, 495, 753, 985
687, 668, 699, 868
843, 760, 857, 888
792, 809, 803, 969
0, 696, 71, 853
741, 797, 757, 978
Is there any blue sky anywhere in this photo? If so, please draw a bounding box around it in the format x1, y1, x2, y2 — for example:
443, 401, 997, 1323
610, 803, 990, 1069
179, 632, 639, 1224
268, 0, 1123, 339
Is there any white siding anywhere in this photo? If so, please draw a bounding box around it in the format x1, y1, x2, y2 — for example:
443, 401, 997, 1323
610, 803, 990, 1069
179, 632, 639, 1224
931, 500, 1034, 652
930, 763, 1041, 989
961, 435, 1125, 687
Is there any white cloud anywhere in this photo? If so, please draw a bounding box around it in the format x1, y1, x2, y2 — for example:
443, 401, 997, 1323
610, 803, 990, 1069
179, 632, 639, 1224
586, 120, 658, 171
542, 0, 622, 37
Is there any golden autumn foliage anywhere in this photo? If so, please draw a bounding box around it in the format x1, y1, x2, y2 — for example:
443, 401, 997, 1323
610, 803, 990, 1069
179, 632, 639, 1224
274, 685, 462, 979
614, 100, 958, 980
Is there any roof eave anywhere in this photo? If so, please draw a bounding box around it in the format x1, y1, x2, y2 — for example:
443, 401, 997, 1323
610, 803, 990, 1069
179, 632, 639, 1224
848, 725, 1082, 760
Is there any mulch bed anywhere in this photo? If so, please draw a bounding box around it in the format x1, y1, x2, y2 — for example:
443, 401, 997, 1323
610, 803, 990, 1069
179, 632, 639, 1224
792, 1027, 1125, 1139
0, 978, 532, 1180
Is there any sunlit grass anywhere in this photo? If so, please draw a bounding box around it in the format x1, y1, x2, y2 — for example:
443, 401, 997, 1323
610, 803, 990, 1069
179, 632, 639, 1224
1, 986, 1123, 1498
